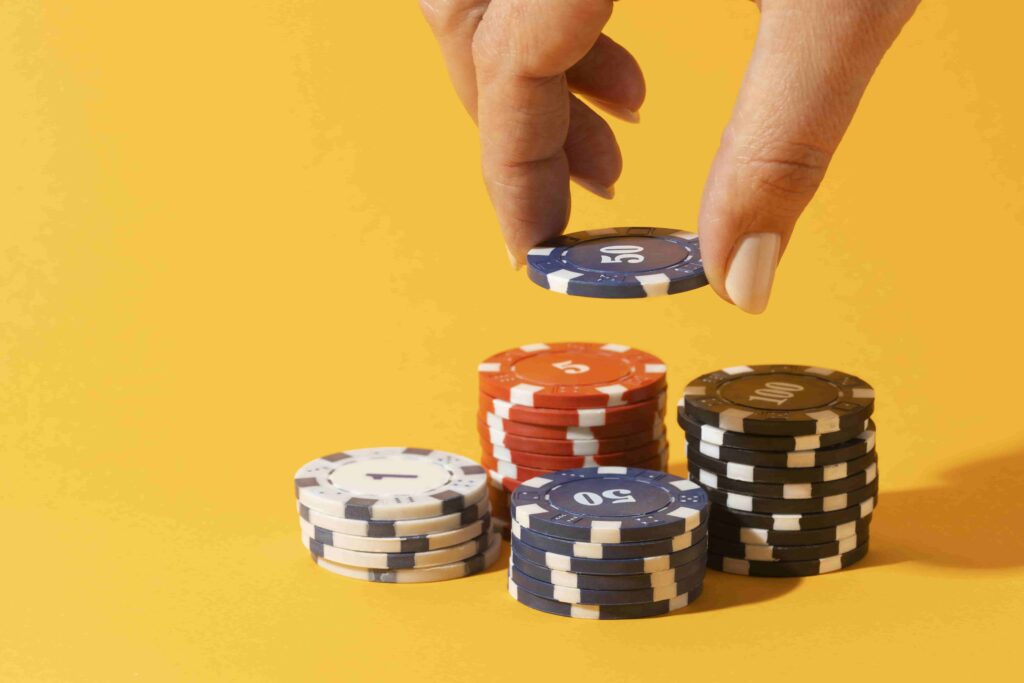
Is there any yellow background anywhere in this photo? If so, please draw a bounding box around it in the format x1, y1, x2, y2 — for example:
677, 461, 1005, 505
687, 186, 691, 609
2, 2, 1021, 681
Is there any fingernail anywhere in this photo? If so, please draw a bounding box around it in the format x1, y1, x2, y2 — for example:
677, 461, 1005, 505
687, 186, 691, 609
725, 232, 780, 314
589, 98, 641, 124
506, 246, 522, 271
572, 177, 615, 200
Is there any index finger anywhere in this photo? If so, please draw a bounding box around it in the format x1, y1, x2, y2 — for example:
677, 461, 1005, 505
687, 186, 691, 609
473, 0, 615, 259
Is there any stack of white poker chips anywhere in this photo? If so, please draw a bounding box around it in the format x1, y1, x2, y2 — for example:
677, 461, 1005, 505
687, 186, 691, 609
293, 447, 500, 583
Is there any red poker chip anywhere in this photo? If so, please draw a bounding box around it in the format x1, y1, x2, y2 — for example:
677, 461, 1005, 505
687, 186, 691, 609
479, 411, 662, 441
479, 391, 666, 428
488, 470, 524, 495
482, 437, 667, 470
477, 419, 665, 456
484, 451, 668, 488
478, 343, 667, 409
487, 483, 511, 519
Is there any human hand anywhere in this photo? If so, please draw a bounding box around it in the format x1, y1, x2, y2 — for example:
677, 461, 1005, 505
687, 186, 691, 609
420, 0, 919, 312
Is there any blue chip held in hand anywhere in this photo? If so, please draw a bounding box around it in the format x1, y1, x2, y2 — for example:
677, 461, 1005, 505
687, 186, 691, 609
526, 227, 708, 299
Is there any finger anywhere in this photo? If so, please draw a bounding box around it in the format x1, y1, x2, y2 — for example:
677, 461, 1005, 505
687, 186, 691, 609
566, 95, 623, 195
474, 0, 615, 262
421, 2, 627, 212
568, 34, 646, 123
419, 0, 491, 119
699, 0, 919, 313
422, 2, 641, 125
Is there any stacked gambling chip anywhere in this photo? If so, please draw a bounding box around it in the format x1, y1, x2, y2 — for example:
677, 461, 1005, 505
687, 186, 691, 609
293, 447, 500, 583
477, 342, 670, 536
507, 467, 711, 619
678, 366, 877, 577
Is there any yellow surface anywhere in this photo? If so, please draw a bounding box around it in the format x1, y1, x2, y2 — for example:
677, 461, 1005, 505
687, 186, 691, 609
2, 2, 1021, 681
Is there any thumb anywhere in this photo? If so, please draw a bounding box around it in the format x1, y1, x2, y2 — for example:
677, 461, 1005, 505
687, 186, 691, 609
699, 0, 918, 313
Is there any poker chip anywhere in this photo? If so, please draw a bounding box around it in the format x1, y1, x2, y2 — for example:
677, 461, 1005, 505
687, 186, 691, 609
481, 411, 662, 440
298, 515, 492, 553
310, 531, 502, 583
479, 343, 666, 409
685, 425, 875, 468
509, 576, 704, 619
679, 364, 881, 576
708, 515, 872, 547
690, 462, 878, 499
484, 437, 667, 470
525, 227, 708, 299
296, 498, 490, 537
294, 448, 487, 520
512, 518, 707, 560
485, 452, 667, 486
486, 475, 513, 540
491, 516, 511, 539
479, 420, 666, 455
507, 465, 708, 617
707, 533, 867, 562
488, 469, 525, 495
476, 343, 678, 609
481, 392, 666, 428
681, 366, 875, 436
509, 564, 703, 606
679, 413, 869, 452
487, 445, 668, 472
700, 477, 878, 514
294, 447, 496, 583
510, 537, 704, 575
685, 447, 878, 483
708, 541, 870, 577
512, 467, 709, 543
511, 548, 707, 591
710, 496, 876, 531
302, 530, 495, 569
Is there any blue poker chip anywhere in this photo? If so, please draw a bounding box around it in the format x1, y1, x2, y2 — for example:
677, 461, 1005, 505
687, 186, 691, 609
526, 227, 708, 299
508, 576, 704, 619
511, 466, 710, 543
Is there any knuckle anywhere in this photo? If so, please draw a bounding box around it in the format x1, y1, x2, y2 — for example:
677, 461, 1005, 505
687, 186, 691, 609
740, 140, 831, 203
419, 0, 484, 32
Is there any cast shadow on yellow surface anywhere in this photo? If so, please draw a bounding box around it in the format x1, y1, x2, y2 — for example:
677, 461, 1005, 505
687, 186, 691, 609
863, 446, 1024, 571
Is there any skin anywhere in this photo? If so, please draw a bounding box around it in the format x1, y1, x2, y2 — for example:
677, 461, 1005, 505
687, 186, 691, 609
420, 0, 920, 312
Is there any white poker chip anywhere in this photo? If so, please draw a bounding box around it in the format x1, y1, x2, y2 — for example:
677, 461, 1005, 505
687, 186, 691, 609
293, 447, 487, 520
302, 530, 496, 569
298, 515, 492, 553
311, 532, 502, 583
296, 498, 490, 537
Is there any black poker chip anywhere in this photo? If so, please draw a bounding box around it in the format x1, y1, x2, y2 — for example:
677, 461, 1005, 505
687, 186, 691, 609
684, 425, 875, 469
678, 412, 869, 452
690, 461, 878, 499
681, 365, 874, 436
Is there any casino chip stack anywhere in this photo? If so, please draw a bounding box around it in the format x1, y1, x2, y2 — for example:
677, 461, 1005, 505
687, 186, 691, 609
293, 447, 500, 583
507, 467, 710, 619
678, 366, 878, 577
477, 343, 670, 537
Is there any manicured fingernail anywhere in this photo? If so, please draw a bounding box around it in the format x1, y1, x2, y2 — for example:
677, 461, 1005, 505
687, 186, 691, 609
725, 232, 780, 314
572, 177, 615, 200
590, 98, 641, 124
506, 246, 522, 271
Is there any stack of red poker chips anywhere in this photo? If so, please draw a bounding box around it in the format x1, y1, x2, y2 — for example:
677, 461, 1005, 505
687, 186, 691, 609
477, 343, 670, 537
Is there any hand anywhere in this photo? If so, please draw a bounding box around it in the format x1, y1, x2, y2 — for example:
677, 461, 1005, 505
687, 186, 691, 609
420, 0, 919, 313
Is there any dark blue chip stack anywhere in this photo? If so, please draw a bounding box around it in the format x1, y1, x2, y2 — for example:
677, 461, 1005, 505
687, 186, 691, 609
507, 467, 710, 619
678, 365, 878, 577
